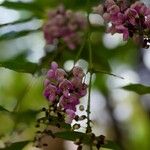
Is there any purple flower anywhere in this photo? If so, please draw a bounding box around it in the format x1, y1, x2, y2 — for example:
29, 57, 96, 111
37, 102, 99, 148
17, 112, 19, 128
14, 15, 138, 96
59, 79, 73, 97
55, 69, 67, 82
44, 84, 57, 102
94, 0, 150, 47
125, 8, 138, 25
71, 77, 82, 88
104, 0, 115, 10
107, 5, 120, 15
145, 15, 150, 28
103, 13, 111, 23
72, 66, 85, 78
43, 61, 87, 124
43, 5, 87, 50
59, 95, 79, 111
46, 61, 66, 83
78, 83, 88, 97
65, 109, 76, 124
111, 12, 125, 25
93, 4, 104, 15
115, 25, 129, 40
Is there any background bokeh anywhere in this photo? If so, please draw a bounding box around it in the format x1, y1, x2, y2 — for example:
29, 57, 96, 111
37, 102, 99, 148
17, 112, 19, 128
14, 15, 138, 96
0, 0, 150, 150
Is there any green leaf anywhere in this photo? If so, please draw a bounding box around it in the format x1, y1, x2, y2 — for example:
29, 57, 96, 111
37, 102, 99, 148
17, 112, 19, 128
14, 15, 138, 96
0, 29, 41, 41
54, 131, 120, 150
0, 16, 35, 28
0, 141, 29, 150
103, 140, 121, 150
1, 0, 101, 12
38, 116, 71, 130
122, 83, 150, 95
0, 106, 9, 112
1, 1, 42, 13
0, 58, 38, 74
12, 110, 40, 124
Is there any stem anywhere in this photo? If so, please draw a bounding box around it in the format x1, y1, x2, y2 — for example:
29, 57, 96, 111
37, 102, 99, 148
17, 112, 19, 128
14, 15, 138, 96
90, 145, 93, 150
86, 32, 93, 133
104, 94, 125, 150
88, 33, 92, 70
86, 71, 92, 133
74, 36, 86, 65
94, 69, 124, 79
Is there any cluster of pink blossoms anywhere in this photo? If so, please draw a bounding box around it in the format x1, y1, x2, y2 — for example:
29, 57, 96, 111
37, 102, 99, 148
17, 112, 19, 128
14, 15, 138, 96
43, 62, 87, 124
93, 0, 150, 48
43, 5, 87, 50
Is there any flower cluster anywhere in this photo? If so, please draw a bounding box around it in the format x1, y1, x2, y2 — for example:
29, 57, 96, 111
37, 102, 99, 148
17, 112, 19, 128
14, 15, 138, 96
43, 61, 87, 124
43, 5, 87, 50
93, 0, 150, 48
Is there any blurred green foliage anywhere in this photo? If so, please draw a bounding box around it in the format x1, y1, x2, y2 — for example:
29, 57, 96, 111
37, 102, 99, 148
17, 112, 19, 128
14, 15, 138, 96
0, 0, 150, 150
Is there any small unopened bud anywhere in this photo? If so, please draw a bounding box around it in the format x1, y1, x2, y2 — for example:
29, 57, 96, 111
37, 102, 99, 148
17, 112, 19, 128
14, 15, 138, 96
42, 143, 48, 147
77, 145, 82, 150
74, 115, 79, 121
93, 5, 104, 15
98, 135, 105, 145
79, 115, 86, 121
73, 124, 81, 130
93, 139, 98, 145
79, 105, 84, 111
35, 124, 40, 128
74, 138, 81, 145
42, 107, 46, 111
49, 107, 54, 111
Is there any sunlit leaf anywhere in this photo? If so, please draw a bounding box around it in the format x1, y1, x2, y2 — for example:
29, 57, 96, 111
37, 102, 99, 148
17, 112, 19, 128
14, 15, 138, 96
1, 0, 101, 12
0, 29, 41, 41
54, 131, 120, 150
122, 83, 150, 95
12, 110, 40, 124
0, 16, 35, 28
103, 140, 121, 150
0, 106, 9, 112
0, 141, 29, 150
0, 58, 38, 74
1, 1, 42, 12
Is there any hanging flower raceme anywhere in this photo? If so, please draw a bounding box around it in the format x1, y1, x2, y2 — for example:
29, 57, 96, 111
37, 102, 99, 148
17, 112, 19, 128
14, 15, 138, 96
43, 5, 87, 50
43, 61, 87, 124
93, 0, 150, 48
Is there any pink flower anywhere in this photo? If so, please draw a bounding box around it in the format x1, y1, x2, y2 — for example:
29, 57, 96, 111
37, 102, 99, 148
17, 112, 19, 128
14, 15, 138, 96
93, 4, 104, 15
145, 15, 150, 28
43, 5, 87, 50
107, 24, 116, 34
55, 69, 67, 82
115, 25, 129, 40
78, 83, 88, 97
107, 5, 120, 15
118, 0, 127, 11
65, 109, 75, 124
51, 61, 58, 70
43, 62, 87, 124
71, 77, 82, 89
72, 66, 85, 78
111, 12, 125, 25
44, 84, 57, 102
59, 95, 79, 111
125, 8, 138, 25
104, 0, 115, 10
95, 0, 150, 47
44, 79, 50, 87
131, 1, 144, 14
46, 61, 66, 83
103, 13, 111, 23
59, 79, 73, 97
